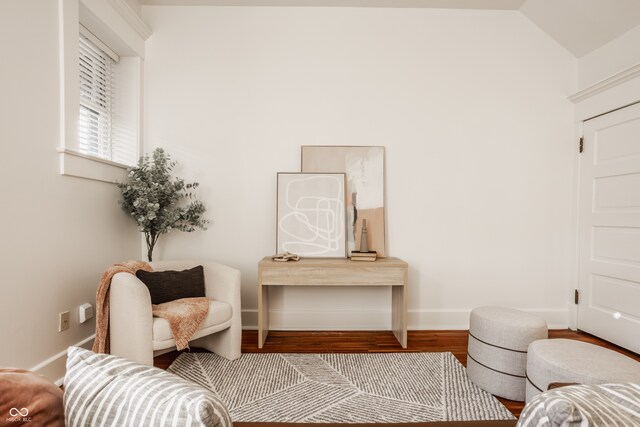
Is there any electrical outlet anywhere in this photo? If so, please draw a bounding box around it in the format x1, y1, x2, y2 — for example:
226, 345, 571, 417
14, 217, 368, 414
59, 311, 70, 332
79, 303, 94, 323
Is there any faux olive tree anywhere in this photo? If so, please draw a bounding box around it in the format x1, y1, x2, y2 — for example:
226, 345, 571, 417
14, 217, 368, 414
118, 148, 208, 261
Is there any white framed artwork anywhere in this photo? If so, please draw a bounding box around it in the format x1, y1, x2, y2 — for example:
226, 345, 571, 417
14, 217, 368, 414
276, 172, 347, 258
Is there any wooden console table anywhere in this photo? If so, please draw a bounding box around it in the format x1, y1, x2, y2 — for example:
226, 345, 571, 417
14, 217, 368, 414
257, 256, 408, 348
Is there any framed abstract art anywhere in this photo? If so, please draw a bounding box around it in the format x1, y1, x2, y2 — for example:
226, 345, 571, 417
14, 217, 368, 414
301, 146, 385, 257
276, 172, 347, 258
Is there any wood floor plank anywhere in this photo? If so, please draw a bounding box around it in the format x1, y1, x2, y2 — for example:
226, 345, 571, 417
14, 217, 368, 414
155, 329, 640, 419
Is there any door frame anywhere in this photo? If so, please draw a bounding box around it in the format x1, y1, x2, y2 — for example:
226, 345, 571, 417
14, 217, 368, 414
569, 64, 640, 331
573, 100, 640, 334
569, 121, 582, 331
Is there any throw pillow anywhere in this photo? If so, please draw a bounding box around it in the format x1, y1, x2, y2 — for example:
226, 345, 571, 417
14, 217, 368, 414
64, 346, 231, 427
136, 265, 206, 304
0, 368, 64, 427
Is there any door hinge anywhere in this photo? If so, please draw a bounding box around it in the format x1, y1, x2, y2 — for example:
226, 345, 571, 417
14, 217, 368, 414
579, 137, 584, 153
574, 289, 580, 304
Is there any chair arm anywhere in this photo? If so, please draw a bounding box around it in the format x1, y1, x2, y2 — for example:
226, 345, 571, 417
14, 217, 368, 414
201, 262, 241, 306
109, 272, 154, 365
200, 261, 242, 359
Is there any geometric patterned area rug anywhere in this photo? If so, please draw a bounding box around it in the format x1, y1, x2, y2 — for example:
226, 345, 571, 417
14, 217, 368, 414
168, 352, 516, 423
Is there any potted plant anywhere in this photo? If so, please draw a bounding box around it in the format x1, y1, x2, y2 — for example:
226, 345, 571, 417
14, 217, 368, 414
117, 148, 208, 261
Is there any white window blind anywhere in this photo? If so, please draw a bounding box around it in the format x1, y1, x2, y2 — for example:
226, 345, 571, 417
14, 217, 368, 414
78, 30, 136, 165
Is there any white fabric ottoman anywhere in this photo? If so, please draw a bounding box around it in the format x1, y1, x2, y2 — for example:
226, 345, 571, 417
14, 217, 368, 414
526, 338, 640, 402
467, 306, 547, 401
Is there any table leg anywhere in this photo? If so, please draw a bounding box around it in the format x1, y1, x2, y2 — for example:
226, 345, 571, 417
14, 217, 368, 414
258, 283, 269, 348
392, 283, 407, 348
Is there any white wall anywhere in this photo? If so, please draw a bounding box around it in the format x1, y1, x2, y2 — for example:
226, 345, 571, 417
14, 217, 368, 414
0, 0, 140, 382
578, 24, 640, 90
142, 6, 577, 330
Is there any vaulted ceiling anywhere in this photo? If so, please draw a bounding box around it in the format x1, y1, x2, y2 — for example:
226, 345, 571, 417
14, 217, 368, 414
138, 0, 640, 58
520, 0, 640, 57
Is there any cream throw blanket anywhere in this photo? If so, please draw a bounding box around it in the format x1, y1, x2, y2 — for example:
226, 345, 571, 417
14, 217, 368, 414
93, 260, 209, 354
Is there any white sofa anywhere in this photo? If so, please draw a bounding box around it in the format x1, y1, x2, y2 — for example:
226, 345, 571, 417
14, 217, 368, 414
109, 260, 242, 365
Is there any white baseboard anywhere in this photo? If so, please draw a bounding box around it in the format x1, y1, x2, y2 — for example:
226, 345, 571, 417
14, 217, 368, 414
30, 334, 95, 386
241, 308, 570, 331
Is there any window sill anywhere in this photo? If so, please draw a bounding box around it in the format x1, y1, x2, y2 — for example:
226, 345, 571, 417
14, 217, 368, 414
58, 148, 130, 183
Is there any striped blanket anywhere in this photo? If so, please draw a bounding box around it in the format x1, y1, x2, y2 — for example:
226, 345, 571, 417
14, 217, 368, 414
518, 383, 640, 426
64, 346, 231, 427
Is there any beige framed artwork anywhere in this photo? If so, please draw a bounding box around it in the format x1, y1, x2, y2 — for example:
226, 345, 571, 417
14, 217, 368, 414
301, 146, 386, 257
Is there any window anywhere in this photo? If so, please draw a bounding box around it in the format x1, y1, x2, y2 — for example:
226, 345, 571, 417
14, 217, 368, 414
78, 27, 136, 166
58, 0, 149, 182
79, 31, 114, 162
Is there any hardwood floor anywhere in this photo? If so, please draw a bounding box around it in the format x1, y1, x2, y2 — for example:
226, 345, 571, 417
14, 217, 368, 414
154, 329, 640, 418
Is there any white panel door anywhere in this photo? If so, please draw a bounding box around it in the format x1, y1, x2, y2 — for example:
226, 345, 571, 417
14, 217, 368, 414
578, 103, 640, 354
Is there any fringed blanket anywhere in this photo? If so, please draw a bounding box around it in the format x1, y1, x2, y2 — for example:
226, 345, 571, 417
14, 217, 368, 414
152, 298, 209, 350
93, 261, 209, 354
93, 261, 152, 354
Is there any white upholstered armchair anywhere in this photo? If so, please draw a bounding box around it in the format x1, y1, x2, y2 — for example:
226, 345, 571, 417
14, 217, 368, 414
109, 260, 242, 366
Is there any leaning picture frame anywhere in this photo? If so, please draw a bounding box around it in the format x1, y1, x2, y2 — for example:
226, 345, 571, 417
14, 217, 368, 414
276, 172, 347, 258
301, 146, 386, 257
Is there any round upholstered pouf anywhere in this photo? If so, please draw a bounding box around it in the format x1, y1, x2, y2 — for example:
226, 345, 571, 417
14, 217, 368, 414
526, 338, 640, 402
467, 306, 548, 401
